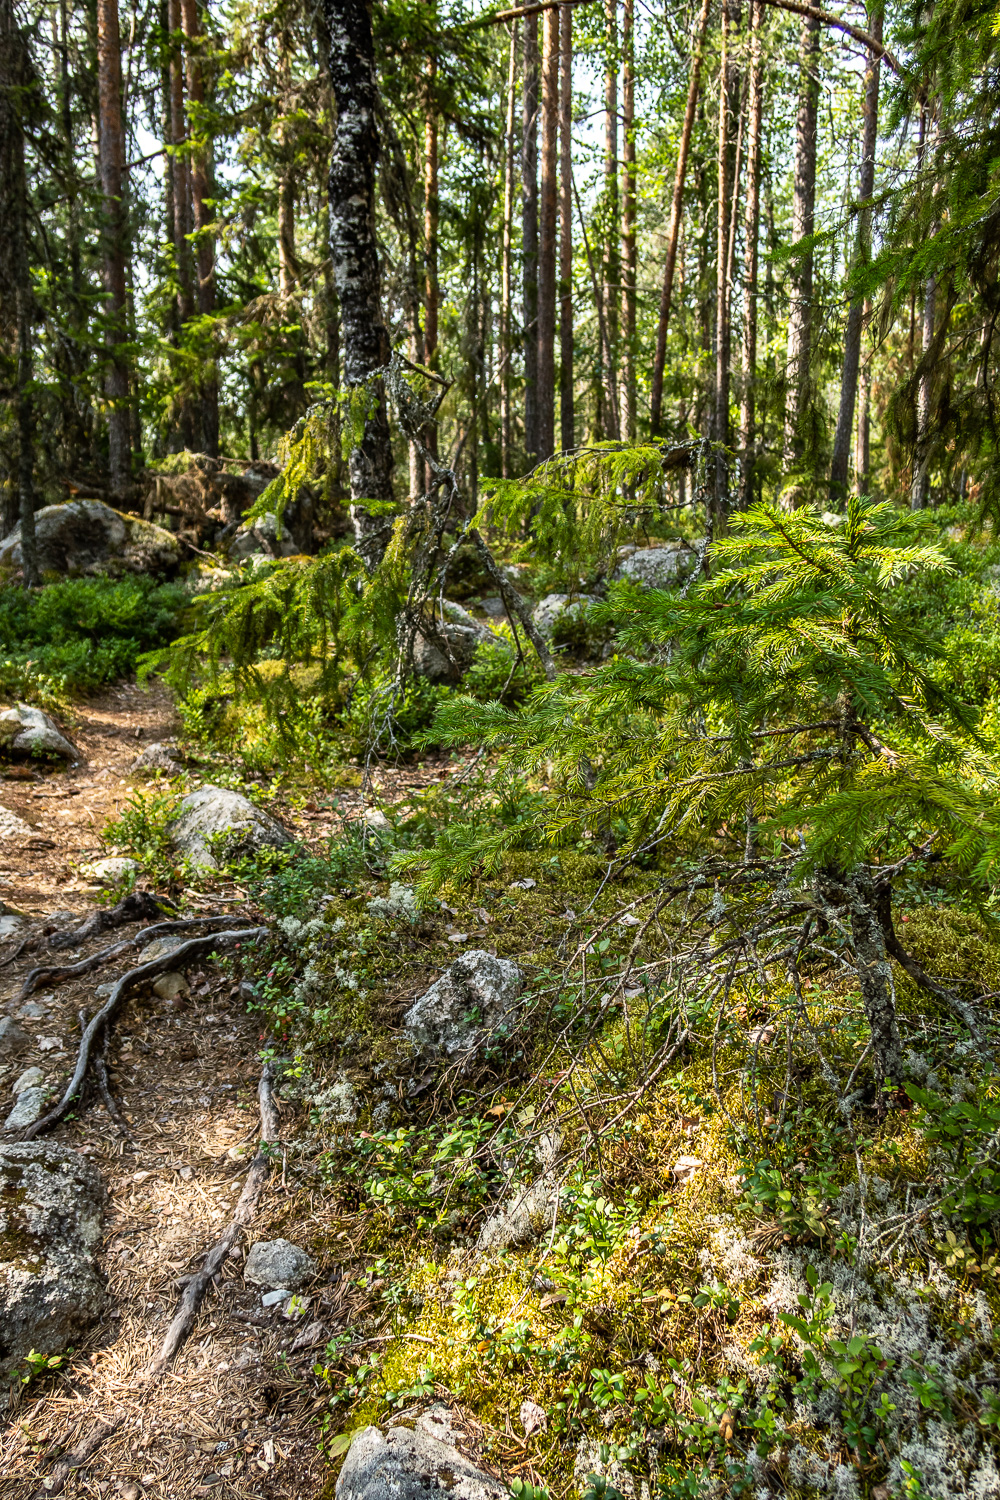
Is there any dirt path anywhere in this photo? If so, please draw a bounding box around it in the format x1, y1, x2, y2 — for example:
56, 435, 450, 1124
0, 688, 335, 1499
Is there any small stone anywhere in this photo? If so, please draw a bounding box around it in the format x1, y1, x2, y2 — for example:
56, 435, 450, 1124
4, 1086, 48, 1129
79, 856, 138, 886
337, 1423, 506, 1500
520, 1400, 546, 1436
261, 1288, 290, 1309
0, 913, 26, 940
404, 949, 523, 1055
362, 807, 390, 832
152, 970, 189, 1002
0, 1017, 30, 1058
94, 983, 115, 1000
0, 703, 76, 762
16, 1002, 48, 1019
168, 784, 291, 870
12, 1065, 43, 1094
138, 935, 187, 965
130, 741, 182, 777
244, 1237, 316, 1290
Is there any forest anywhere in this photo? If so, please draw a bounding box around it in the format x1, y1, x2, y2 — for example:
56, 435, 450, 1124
1, 0, 1000, 1498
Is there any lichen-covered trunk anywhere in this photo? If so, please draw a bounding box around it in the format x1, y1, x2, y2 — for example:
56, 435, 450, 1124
820, 867, 905, 1097
323, 0, 393, 566
521, 15, 539, 468
781, 15, 819, 501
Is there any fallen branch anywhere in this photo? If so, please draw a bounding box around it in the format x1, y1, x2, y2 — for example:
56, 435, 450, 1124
33, 1059, 280, 1497
18, 927, 267, 1141
18, 914, 258, 1001
145, 1061, 280, 1380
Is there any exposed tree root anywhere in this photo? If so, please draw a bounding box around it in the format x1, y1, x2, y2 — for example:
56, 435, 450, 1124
32, 1062, 280, 1499
18, 926, 267, 1141
0, 891, 171, 971
47, 891, 169, 950
81, 1010, 138, 1147
18, 914, 258, 1001
145, 1061, 280, 1380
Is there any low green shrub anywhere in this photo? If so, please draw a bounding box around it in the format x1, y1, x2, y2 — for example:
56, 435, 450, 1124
0, 576, 187, 700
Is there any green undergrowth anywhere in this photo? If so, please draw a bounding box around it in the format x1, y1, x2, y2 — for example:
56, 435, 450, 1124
0, 576, 187, 707
203, 823, 1000, 1500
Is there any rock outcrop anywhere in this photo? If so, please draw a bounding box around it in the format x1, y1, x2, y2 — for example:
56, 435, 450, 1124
0, 1143, 106, 1379
411, 603, 494, 682
168, 784, 292, 869
404, 950, 524, 1055
0, 500, 180, 577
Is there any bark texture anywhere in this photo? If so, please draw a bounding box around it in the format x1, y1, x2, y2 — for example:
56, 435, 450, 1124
559, 3, 574, 452
324, 0, 394, 563
829, 9, 881, 500
711, 0, 740, 525
619, 0, 636, 439
537, 3, 558, 459
781, 14, 819, 494
649, 0, 710, 433
97, 0, 131, 497
819, 867, 905, 1096
181, 0, 218, 455
501, 22, 518, 477
739, 0, 764, 509
522, 15, 540, 466
601, 0, 619, 439
0, 0, 37, 573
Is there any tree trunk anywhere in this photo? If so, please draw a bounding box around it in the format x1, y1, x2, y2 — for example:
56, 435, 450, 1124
559, 3, 574, 453
97, 0, 131, 498
601, 0, 619, 439
711, 0, 739, 528
781, 14, 819, 495
537, 3, 558, 460
829, 8, 881, 501
522, 15, 540, 467
739, 0, 764, 509
168, 0, 193, 326
649, 0, 710, 434
324, 0, 394, 565
819, 867, 905, 1097
423, 56, 439, 488
0, 0, 37, 573
619, 0, 636, 440
501, 21, 518, 477
911, 271, 935, 509
855, 296, 871, 493
182, 0, 218, 455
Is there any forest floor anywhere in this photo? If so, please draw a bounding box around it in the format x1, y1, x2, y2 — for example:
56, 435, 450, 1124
0, 684, 393, 1500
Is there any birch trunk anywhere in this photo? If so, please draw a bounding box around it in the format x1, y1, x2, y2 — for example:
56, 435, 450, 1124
324, 0, 394, 564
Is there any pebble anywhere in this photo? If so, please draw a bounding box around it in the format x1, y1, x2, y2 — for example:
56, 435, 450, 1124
4, 1086, 48, 1128
12, 1065, 43, 1094
261, 1288, 290, 1308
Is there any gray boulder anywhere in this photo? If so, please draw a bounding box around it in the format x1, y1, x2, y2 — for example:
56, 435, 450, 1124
338, 1416, 505, 1500
168, 784, 292, 869
0, 499, 180, 578
615, 542, 694, 590
412, 602, 494, 683
0, 705, 76, 762
531, 592, 600, 651
130, 740, 182, 777
0, 1142, 106, 1378
229, 513, 299, 562
244, 1238, 316, 1290
404, 949, 523, 1055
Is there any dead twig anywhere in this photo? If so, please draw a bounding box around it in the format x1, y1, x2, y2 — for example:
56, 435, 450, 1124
144, 1060, 280, 1380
